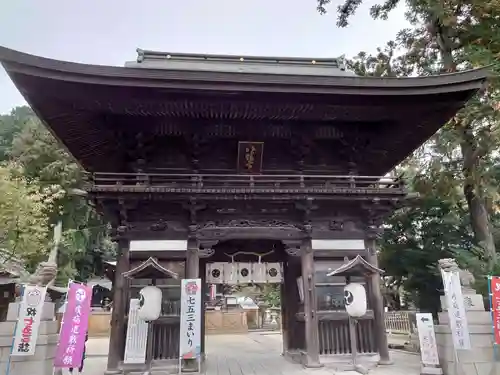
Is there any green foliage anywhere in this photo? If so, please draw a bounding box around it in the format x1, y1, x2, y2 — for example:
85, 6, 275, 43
320, 0, 500, 310
378, 177, 473, 314
0, 163, 57, 270
261, 284, 281, 308
230, 283, 281, 307
0, 107, 31, 161
0, 106, 115, 283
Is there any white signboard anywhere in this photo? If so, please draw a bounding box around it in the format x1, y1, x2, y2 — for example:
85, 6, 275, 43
12, 285, 47, 356
416, 313, 439, 366
124, 299, 148, 364
179, 279, 202, 360
441, 270, 471, 350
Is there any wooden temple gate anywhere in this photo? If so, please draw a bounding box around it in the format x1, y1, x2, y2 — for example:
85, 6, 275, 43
0, 46, 487, 373
113, 225, 386, 369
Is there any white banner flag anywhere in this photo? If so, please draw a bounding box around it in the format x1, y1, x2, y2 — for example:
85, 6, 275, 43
12, 285, 47, 356
441, 270, 471, 350
179, 279, 202, 360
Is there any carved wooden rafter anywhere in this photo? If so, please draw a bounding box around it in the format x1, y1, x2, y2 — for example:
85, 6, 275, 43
187, 130, 210, 173
295, 199, 317, 231
195, 219, 307, 242
337, 125, 367, 166
283, 240, 302, 257
362, 199, 396, 239
198, 248, 216, 258
149, 219, 168, 232
290, 127, 312, 172
329, 220, 344, 231
119, 128, 140, 171
108, 199, 131, 241
183, 197, 207, 226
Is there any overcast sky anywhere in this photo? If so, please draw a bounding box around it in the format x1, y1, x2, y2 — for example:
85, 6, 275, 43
0, 0, 409, 114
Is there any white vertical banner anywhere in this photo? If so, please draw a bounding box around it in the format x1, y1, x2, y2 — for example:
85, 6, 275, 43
179, 279, 202, 360
12, 285, 47, 356
124, 299, 149, 364
416, 313, 440, 366
441, 270, 471, 350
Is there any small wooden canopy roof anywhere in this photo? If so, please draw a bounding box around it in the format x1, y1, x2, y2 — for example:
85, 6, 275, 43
122, 257, 179, 279
0, 47, 489, 173
327, 255, 384, 277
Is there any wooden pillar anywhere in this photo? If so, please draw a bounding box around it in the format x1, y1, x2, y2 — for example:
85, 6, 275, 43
283, 243, 302, 353
300, 238, 322, 368
365, 236, 392, 365
280, 260, 288, 355
198, 243, 215, 362
186, 234, 200, 279
199, 259, 207, 358
106, 231, 129, 374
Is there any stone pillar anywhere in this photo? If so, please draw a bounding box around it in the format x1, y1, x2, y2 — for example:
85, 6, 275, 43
106, 227, 130, 374
0, 299, 59, 375
300, 238, 322, 368
365, 235, 392, 365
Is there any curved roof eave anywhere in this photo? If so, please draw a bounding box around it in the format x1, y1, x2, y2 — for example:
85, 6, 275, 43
0, 46, 489, 96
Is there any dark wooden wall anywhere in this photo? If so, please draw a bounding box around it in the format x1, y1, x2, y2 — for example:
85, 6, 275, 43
114, 119, 384, 175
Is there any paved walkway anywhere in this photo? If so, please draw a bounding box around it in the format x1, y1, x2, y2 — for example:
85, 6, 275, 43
82, 332, 421, 375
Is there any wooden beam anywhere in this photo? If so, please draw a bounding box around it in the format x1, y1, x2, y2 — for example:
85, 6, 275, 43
280, 260, 288, 355
365, 237, 392, 365
300, 238, 322, 368
282, 254, 301, 353
186, 239, 200, 279
200, 259, 207, 358
105, 236, 130, 374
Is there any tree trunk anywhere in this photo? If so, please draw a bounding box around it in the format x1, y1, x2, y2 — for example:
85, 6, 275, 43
460, 123, 497, 264
435, 22, 497, 266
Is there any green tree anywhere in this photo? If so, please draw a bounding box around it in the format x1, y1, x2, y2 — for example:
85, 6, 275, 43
2, 106, 115, 282
315, 0, 500, 313
261, 284, 281, 307
0, 107, 33, 162
0, 163, 59, 269
318, 0, 500, 270
379, 181, 473, 314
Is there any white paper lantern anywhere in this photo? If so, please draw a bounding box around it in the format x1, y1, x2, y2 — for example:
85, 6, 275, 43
138, 286, 162, 321
344, 283, 367, 318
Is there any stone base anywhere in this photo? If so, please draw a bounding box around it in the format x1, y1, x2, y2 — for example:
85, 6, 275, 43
439, 361, 499, 375
421, 365, 443, 375
319, 353, 379, 372
378, 358, 394, 365
440, 294, 485, 312
435, 324, 496, 375
438, 310, 492, 326
0, 302, 58, 375
104, 370, 122, 375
